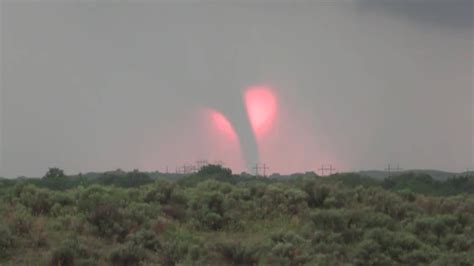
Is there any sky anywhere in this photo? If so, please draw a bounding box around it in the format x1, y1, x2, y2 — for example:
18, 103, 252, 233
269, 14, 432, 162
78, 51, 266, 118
1, 0, 473, 177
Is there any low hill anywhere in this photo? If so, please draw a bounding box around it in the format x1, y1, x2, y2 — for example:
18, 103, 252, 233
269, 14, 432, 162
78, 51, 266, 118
359, 169, 461, 180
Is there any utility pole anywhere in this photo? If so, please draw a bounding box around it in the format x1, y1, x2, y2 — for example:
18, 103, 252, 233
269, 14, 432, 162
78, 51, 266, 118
385, 163, 392, 177
327, 165, 336, 175
262, 163, 269, 177
466, 168, 472, 177
385, 163, 402, 177
395, 164, 402, 172
318, 165, 326, 176
196, 160, 208, 170
253, 163, 260, 176
184, 164, 197, 174
318, 164, 336, 176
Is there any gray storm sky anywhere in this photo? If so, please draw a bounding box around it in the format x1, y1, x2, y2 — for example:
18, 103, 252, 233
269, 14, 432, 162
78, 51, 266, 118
1, 0, 473, 177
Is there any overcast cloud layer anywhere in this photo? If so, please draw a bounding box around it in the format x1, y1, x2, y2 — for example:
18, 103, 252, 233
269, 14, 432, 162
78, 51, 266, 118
1, 1, 473, 177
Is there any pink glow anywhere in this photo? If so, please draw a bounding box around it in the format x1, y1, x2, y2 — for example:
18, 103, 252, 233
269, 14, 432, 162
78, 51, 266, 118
138, 109, 245, 172
138, 87, 345, 174
200, 108, 245, 170
244, 86, 277, 137
209, 110, 238, 141
245, 88, 343, 174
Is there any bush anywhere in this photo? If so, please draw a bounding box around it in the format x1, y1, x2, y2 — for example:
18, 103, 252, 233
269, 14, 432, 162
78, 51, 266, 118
87, 202, 125, 237
10, 209, 33, 236
410, 215, 459, 243
51, 244, 75, 266
144, 180, 176, 204
197, 164, 232, 178
431, 253, 474, 266
50, 238, 97, 266
351, 210, 397, 230
303, 183, 330, 208
109, 243, 146, 266
264, 232, 310, 265
354, 239, 392, 266
15, 185, 53, 215
0, 224, 14, 257
311, 209, 348, 232
160, 233, 204, 265
97, 169, 153, 188
123, 202, 160, 226
78, 186, 129, 237
127, 229, 161, 251
261, 185, 308, 215
216, 241, 259, 266
189, 188, 228, 230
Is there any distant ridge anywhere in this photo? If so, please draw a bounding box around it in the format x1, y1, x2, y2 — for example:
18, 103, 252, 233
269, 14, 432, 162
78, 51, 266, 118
358, 169, 472, 180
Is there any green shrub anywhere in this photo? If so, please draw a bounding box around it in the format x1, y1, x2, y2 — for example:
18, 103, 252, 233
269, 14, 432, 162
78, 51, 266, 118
189, 190, 228, 230
0, 224, 14, 257
10, 209, 33, 236
264, 232, 310, 265
160, 230, 206, 265
410, 215, 459, 243
354, 239, 392, 266
261, 184, 308, 215
301, 182, 330, 208
144, 180, 177, 204
443, 234, 473, 252
311, 209, 348, 232
78, 186, 130, 237
51, 244, 75, 266
109, 243, 146, 266
50, 238, 98, 266
123, 202, 160, 226
86, 202, 125, 237
15, 185, 53, 215
215, 241, 259, 266
431, 253, 474, 266
127, 229, 161, 251
351, 210, 397, 230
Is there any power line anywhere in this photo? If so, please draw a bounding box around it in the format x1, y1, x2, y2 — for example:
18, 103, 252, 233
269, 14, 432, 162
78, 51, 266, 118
196, 160, 208, 170
318, 164, 336, 176
466, 168, 473, 177
253, 163, 270, 177
253, 163, 260, 176
180, 164, 194, 174
385, 163, 403, 177
328, 165, 336, 175
262, 163, 269, 177
318, 165, 326, 176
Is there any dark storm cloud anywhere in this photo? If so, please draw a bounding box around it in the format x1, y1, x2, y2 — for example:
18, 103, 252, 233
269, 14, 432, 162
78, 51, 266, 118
357, 0, 473, 29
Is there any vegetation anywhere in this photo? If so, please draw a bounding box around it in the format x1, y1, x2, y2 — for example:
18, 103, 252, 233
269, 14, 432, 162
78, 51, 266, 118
0, 166, 473, 265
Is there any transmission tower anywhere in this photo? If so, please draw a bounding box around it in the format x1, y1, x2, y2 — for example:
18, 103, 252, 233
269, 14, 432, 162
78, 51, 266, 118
196, 160, 208, 170
253, 163, 260, 176
318, 164, 336, 176
262, 163, 269, 177
385, 163, 403, 177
